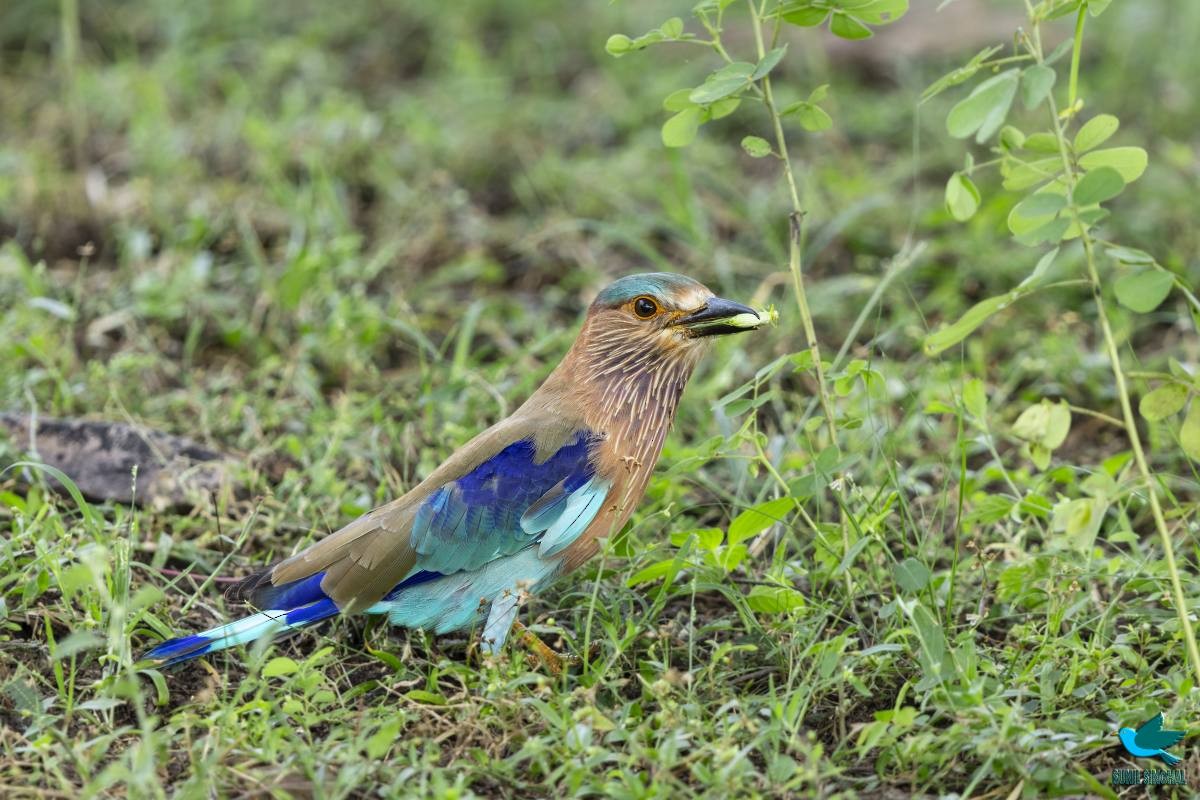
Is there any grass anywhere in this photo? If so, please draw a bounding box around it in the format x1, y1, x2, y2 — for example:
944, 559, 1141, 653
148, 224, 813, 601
3, 0, 1200, 796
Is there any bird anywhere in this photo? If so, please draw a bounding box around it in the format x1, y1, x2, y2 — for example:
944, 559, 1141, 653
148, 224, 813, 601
1116, 712, 1187, 766
141, 272, 768, 669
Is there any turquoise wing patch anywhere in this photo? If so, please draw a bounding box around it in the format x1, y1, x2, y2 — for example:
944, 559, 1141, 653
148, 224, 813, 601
528, 475, 611, 557
408, 431, 609, 574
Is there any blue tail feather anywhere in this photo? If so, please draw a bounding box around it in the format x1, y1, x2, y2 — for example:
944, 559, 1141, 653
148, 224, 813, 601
254, 571, 328, 611
140, 598, 340, 668
143, 569, 456, 668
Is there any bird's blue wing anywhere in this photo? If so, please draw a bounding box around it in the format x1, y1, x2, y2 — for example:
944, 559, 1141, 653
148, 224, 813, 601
407, 430, 610, 575
143, 429, 613, 667
1135, 713, 1187, 750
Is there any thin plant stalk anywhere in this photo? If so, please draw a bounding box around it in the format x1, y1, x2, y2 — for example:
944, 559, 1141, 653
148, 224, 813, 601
746, 0, 837, 436
1033, 8, 1200, 688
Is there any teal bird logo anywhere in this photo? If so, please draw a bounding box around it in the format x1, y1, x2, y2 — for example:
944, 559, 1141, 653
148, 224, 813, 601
1116, 712, 1187, 766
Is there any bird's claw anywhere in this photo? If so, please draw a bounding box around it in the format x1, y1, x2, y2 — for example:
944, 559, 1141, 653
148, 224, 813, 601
512, 620, 583, 676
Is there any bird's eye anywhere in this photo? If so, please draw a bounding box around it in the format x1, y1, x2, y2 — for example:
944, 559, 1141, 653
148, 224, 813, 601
633, 296, 659, 319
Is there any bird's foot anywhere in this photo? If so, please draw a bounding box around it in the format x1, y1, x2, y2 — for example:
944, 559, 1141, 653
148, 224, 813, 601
512, 620, 580, 676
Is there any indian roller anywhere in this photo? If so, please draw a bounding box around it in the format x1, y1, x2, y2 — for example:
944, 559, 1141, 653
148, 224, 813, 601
142, 273, 767, 668
1116, 713, 1187, 766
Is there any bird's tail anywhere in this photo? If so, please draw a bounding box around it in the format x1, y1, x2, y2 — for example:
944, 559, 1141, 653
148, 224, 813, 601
139, 598, 339, 668
1159, 750, 1183, 767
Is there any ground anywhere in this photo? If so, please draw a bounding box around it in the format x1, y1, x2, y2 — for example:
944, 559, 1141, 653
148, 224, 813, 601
2, 1, 1200, 797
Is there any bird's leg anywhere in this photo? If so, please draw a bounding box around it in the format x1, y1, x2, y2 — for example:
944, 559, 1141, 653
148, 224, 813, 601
480, 589, 522, 655
480, 588, 576, 675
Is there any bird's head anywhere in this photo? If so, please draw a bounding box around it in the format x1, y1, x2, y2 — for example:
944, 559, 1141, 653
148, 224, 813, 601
1116, 727, 1136, 745
585, 272, 768, 358
561, 272, 768, 454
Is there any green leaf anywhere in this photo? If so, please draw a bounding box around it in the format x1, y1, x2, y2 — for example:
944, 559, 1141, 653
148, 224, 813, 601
829, 11, 873, 40
1045, 38, 1074, 64
963, 378, 988, 424
1018, 246, 1061, 290
627, 559, 681, 587
605, 34, 633, 56
1114, 269, 1173, 313
1074, 114, 1118, 153
1027, 443, 1050, 470
671, 527, 723, 550
1012, 402, 1051, 448
1044, 401, 1072, 449
3, 679, 42, 717
944, 172, 980, 221
662, 89, 696, 112
59, 563, 96, 599
946, 69, 1019, 143
781, 6, 829, 26
741, 136, 772, 158
3, 462, 102, 529
1024, 132, 1060, 152
1001, 156, 1061, 191
924, 294, 1014, 355
262, 656, 299, 678
662, 108, 702, 148
1014, 192, 1067, 218
1105, 244, 1156, 266
366, 720, 402, 759
1140, 383, 1189, 422
854, 0, 908, 25
1046, 2, 1084, 19
1020, 65, 1056, 109
729, 497, 796, 545
718, 543, 749, 573
1073, 166, 1125, 205
746, 585, 806, 613
965, 494, 1013, 526
1007, 190, 1067, 243
1181, 403, 1200, 461
798, 103, 832, 131
660, 17, 684, 38
922, 45, 1003, 102
52, 631, 103, 661
901, 600, 947, 678
999, 124, 1025, 150
689, 62, 755, 104
1089, 0, 1113, 16
405, 690, 447, 705
894, 558, 931, 593
1052, 497, 1108, 551
709, 97, 741, 120
1037, 217, 1073, 244
753, 46, 787, 80
1078, 146, 1148, 183
1012, 399, 1071, 450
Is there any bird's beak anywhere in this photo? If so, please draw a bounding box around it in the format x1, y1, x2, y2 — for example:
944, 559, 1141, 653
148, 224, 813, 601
673, 297, 768, 338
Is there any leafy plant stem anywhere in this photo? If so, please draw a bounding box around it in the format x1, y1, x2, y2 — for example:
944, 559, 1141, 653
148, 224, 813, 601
745, 0, 837, 436
1068, 5, 1086, 114
1034, 26, 1200, 688
1169, 276, 1200, 319
1079, 239, 1200, 685
947, 379, 967, 628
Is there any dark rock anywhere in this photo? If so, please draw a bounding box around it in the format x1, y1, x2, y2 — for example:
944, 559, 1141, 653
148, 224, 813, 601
0, 412, 238, 510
